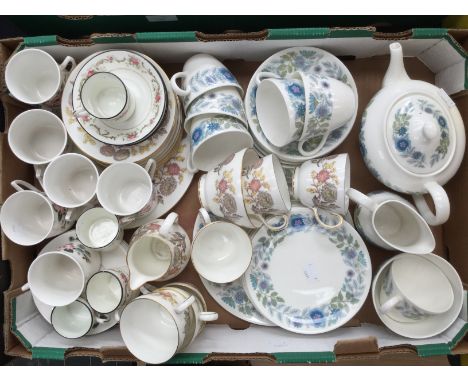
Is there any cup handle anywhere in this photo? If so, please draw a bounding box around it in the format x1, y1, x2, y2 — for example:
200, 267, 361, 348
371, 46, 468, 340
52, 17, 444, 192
198, 208, 212, 226
255, 71, 281, 86
96, 314, 111, 324
65, 209, 74, 222
174, 295, 195, 314
59, 56, 76, 72
346, 188, 378, 212
255, 214, 289, 232
379, 295, 403, 315
311, 207, 344, 229
170, 72, 190, 97
199, 312, 219, 322
113, 311, 121, 322
144, 158, 157, 179
412, 181, 450, 226
21, 283, 30, 292
186, 153, 198, 174
11, 180, 41, 193
140, 284, 154, 295
159, 212, 179, 236
119, 215, 137, 225
35, 165, 44, 179
297, 132, 329, 157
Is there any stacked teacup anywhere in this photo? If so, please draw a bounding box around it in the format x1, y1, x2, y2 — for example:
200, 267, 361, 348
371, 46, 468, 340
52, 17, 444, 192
171, 54, 253, 171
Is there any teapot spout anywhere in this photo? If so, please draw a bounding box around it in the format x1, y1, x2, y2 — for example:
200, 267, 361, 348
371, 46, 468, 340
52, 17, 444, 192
382, 42, 410, 88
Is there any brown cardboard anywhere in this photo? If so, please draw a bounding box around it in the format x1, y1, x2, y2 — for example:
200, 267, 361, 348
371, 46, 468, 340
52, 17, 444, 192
1, 35, 467, 364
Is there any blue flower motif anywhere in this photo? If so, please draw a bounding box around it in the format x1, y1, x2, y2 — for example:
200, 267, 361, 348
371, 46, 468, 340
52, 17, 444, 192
260, 262, 269, 270
294, 55, 306, 69
296, 103, 306, 119
316, 103, 331, 119
345, 248, 357, 259
231, 98, 242, 111
309, 309, 325, 327
308, 95, 317, 113
321, 80, 330, 89
191, 127, 203, 145
208, 92, 216, 99
398, 127, 407, 136
313, 65, 322, 73
395, 138, 409, 152
346, 269, 355, 278
424, 107, 433, 114
234, 291, 246, 304
219, 67, 235, 82
290, 215, 306, 228
438, 116, 447, 127
206, 122, 220, 132
287, 83, 304, 97
412, 151, 423, 160
259, 280, 269, 291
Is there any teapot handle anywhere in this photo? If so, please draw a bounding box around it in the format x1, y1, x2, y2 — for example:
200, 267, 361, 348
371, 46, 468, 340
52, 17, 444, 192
412, 181, 450, 226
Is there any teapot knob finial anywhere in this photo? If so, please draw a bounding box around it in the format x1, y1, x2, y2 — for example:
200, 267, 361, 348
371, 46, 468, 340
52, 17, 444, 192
422, 121, 439, 141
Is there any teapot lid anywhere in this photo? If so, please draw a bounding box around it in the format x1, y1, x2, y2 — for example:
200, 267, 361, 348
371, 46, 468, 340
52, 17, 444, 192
386, 93, 456, 175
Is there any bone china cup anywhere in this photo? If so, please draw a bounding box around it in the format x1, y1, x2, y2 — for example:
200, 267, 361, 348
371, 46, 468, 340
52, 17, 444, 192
348, 189, 435, 254
8, 109, 67, 166
379, 255, 454, 323
43, 153, 99, 209
6, 48, 76, 105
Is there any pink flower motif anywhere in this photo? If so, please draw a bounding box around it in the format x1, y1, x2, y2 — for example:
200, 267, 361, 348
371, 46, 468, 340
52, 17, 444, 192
155, 94, 161, 103
127, 132, 137, 140
147, 223, 161, 231
63, 243, 75, 250
218, 179, 228, 193
129, 57, 140, 66
167, 163, 180, 176
87, 69, 95, 77
249, 179, 262, 192
80, 114, 91, 122
316, 169, 330, 183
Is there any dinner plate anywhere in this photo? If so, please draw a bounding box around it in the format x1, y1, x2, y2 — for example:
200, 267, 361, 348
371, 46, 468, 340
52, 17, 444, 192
244, 206, 371, 334
245, 47, 358, 164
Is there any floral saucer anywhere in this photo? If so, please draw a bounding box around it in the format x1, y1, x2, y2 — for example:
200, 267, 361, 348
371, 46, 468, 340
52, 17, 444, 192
122, 135, 194, 229
62, 51, 177, 165
244, 206, 371, 334
32, 230, 129, 335
245, 47, 358, 164
72, 50, 167, 146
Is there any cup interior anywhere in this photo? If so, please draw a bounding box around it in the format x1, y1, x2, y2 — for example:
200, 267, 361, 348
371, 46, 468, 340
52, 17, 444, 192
51, 300, 93, 339
98, 163, 152, 216
8, 110, 67, 165
81, 72, 127, 119
128, 236, 172, 280
0, 191, 54, 246
192, 222, 252, 283
120, 298, 179, 364
77, 208, 119, 248
29, 252, 84, 306
6, 49, 60, 104
86, 271, 123, 313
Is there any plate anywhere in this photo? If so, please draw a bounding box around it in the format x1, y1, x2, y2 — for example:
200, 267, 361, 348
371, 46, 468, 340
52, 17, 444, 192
122, 135, 194, 229
72, 50, 167, 146
32, 230, 128, 335
245, 47, 358, 164
373, 253, 464, 339
244, 206, 371, 334
62, 51, 178, 166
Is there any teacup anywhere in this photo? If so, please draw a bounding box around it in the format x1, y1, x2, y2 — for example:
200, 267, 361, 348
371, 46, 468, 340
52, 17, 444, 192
5, 48, 76, 106
76, 207, 123, 252
97, 159, 156, 217
294, 72, 355, 156
198, 148, 259, 229
127, 212, 191, 289
74, 72, 135, 121
22, 239, 101, 306
0, 180, 75, 246
8, 109, 67, 167
379, 255, 454, 323
184, 87, 247, 132
43, 153, 99, 209
171, 53, 243, 111
51, 297, 116, 339
255, 74, 305, 147
192, 218, 252, 284
188, 114, 253, 172
241, 154, 291, 230
348, 189, 435, 254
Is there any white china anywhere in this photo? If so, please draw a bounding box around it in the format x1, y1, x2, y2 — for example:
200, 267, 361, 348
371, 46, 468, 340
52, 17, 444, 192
360, 42, 465, 225
76, 207, 123, 251
0, 180, 75, 246
349, 189, 435, 254
43, 153, 99, 209
379, 255, 454, 323
244, 206, 372, 334
97, 159, 156, 217
245, 47, 358, 164
8, 109, 67, 166
5, 48, 76, 105
372, 253, 464, 339
127, 212, 191, 289
188, 114, 253, 172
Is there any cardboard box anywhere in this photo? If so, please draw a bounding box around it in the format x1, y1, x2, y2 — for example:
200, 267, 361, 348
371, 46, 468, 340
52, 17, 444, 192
1, 27, 468, 365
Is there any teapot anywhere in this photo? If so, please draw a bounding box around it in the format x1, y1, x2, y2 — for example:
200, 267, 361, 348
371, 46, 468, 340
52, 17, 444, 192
359, 42, 465, 225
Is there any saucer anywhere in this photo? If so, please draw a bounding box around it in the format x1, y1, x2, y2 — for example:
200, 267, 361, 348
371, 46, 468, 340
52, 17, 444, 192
372, 252, 464, 339
32, 230, 128, 335
245, 47, 358, 164
122, 135, 194, 229
72, 50, 167, 146
244, 206, 371, 334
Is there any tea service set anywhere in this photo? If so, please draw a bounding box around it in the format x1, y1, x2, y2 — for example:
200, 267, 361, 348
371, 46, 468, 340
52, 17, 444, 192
1, 42, 466, 363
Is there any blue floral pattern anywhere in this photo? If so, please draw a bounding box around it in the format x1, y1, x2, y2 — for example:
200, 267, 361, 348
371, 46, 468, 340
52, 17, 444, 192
279, 79, 305, 141
191, 115, 246, 148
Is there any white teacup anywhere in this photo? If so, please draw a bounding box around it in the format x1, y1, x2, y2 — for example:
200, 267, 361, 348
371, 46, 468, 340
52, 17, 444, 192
97, 159, 156, 217
43, 153, 99, 209
379, 255, 454, 323
5, 48, 76, 105
192, 219, 252, 284
0, 180, 75, 246
348, 189, 435, 254
75, 72, 135, 121
8, 109, 67, 167
76, 207, 123, 252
